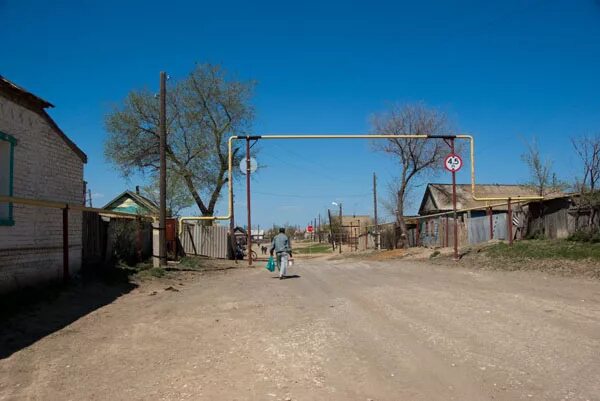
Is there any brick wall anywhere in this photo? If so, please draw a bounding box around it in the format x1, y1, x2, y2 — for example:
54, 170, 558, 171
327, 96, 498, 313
0, 97, 84, 293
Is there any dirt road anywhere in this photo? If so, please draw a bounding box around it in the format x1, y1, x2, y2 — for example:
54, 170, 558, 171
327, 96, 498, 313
1, 258, 599, 401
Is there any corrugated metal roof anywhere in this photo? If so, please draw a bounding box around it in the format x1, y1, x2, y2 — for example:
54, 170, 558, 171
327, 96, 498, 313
419, 183, 549, 215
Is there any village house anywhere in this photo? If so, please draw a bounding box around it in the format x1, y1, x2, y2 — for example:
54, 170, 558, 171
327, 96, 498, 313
415, 183, 568, 246
418, 183, 542, 217
103, 187, 159, 215
0, 76, 87, 293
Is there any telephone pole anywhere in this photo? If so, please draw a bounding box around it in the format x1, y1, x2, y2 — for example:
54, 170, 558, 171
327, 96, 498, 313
158, 71, 167, 267
245, 137, 253, 266
318, 214, 321, 243
338, 203, 343, 254
373, 172, 379, 249
327, 209, 335, 251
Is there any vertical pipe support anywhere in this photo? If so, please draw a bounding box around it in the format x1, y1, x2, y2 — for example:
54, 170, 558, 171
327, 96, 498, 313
451, 139, 459, 260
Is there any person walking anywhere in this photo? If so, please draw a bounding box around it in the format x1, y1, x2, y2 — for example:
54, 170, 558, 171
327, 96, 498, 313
270, 228, 293, 279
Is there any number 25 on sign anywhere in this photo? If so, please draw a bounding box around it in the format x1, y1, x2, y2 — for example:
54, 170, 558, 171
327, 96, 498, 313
444, 154, 463, 172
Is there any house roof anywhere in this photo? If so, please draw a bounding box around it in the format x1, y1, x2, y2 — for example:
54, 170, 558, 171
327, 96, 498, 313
418, 183, 550, 215
103, 191, 159, 215
0, 75, 87, 163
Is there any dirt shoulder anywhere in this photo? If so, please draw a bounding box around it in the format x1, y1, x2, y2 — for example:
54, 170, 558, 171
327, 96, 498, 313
340, 240, 600, 279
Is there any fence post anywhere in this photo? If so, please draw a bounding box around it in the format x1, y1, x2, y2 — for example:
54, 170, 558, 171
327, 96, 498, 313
136, 217, 142, 262
62, 205, 69, 283
445, 215, 449, 247
488, 207, 493, 240
415, 220, 420, 247
508, 198, 513, 246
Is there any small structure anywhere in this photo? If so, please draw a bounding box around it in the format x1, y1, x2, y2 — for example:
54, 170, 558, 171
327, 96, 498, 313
0, 76, 87, 293
103, 188, 159, 216
232, 226, 248, 245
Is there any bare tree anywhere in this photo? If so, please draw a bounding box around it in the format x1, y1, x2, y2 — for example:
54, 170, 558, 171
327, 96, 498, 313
380, 177, 417, 222
105, 64, 255, 217
520, 137, 558, 196
572, 134, 600, 228
370, 103, 451, 247
572, 135, 600, 193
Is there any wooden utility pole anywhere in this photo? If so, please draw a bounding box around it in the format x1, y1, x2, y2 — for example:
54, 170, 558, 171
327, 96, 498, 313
338, 203, 343, 254
158, 71, 167, 267
328, 209, 335, 251
246, 137, 253, 266
318, 214, 321, 243
373, 172, 379, 249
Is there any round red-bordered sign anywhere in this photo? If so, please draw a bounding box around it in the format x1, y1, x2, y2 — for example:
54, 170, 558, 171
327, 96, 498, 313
444, 154, 463, 172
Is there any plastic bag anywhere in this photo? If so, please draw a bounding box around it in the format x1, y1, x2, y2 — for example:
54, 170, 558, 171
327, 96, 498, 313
265, 256, 275, 272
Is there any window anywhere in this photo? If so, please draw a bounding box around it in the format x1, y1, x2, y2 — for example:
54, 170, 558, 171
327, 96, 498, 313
0, 132, 16, 226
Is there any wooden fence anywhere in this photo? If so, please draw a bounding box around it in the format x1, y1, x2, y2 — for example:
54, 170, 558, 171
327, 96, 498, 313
82, 211, 152, 267
180, 223, 229, 259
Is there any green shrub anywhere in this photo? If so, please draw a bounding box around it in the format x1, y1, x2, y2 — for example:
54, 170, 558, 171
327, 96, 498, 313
567, 229, 600, 243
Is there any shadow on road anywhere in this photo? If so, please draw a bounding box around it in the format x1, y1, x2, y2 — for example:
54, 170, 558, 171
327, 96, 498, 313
271, 275, 301, 280
0, 268, 137, 359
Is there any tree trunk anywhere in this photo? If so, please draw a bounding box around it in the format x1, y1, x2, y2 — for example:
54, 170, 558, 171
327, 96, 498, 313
396, 189, 409, 249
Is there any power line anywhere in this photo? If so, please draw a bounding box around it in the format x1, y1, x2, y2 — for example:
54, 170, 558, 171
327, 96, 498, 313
265, 142, 362, 185
252, 190, 371, 199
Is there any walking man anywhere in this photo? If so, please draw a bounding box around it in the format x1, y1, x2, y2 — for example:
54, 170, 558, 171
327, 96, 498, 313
270, 228, 293, 279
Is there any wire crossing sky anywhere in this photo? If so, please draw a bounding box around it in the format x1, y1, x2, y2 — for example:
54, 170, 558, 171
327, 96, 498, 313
2, 0, 600, 226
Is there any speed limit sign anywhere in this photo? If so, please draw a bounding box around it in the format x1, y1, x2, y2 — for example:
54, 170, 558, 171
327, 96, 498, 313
444, 154, 463, 172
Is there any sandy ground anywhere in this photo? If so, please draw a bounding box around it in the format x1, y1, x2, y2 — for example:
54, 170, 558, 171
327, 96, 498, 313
1, 257, 599, 401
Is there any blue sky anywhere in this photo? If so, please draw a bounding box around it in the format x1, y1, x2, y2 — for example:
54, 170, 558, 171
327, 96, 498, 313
2, 0, 600, 228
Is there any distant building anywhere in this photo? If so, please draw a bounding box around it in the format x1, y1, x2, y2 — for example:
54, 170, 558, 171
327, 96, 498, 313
103, 188, 159, 216
250, 229, 265, 241
340, 215, 372, 230
0, 76, 87, 293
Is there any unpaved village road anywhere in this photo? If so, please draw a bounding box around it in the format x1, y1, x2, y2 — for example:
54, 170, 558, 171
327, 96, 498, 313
1, 257, 600, 401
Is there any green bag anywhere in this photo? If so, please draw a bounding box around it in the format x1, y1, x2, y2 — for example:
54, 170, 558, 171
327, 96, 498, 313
265, 256, 275, 272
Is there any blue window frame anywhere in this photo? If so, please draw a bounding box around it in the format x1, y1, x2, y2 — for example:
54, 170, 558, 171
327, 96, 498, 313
0, 131, 16, 226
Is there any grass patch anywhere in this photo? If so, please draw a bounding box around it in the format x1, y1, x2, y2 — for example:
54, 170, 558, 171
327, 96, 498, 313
114, 260, 168, 280
485, 240, 600, 261
294, 244, 333, 254
430, 250, 440, 258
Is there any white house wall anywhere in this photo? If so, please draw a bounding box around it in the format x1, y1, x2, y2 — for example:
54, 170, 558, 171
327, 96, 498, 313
0, 97, 84, 293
